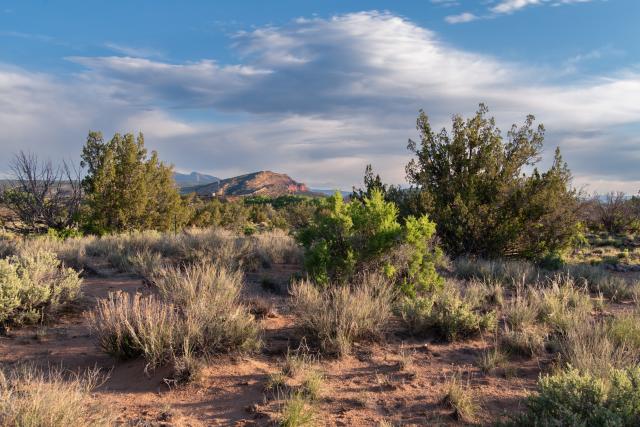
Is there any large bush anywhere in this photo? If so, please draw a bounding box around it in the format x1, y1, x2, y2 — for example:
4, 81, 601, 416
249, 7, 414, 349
405, 104, 579, 259
510, 367, 640, 426
298, 189, 442, 294
0, 250, 82, 326
80, 131, 187, 234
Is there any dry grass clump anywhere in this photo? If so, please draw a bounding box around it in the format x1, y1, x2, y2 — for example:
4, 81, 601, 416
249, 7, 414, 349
0, 365, 113, 427
88, 292, 179, 368
76, 227, 300, 273
567, 263, 632, 301
477, 346, 508, 374
9, 236, 92, 271
291, 273, 394, 356
535, 275, 592, 334
88, 262, 261, 374
503, 291, 540, 331
453, 257, 539, 287
264, 347, 323, 426
607, 311, 640, 352
556, 319, 636, 379
464, 278, 505, 310
442, 373, 478, 423
252, 229, 302, 266
500, 326, 546, 357
497, 276, 592, 358
279, 391, 315, 427
10, 228, 302, 278
155, 262, 261, 354
0, 250, 82, 326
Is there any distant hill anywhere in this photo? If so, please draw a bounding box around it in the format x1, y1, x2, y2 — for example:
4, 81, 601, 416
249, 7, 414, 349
311, 189, 351, 197
173, 171, 219, 188
182, 170, 315, 197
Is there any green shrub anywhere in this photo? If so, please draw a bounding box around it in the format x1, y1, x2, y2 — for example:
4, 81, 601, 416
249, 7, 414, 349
290, 274, 394, 356
538, 252, 565, 270
509, 367, 640, 426
0, 250, 82, 326
400, 288, 496, 342
298, 189, 442, 295
608, 312, 640, 351
279, 391, 315, 427
500, 326, 546, 357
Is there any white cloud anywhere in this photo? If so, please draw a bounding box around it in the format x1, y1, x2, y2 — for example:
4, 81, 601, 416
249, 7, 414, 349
104, 42, 165, 59
491, 0, 542, 14
0, 11, 638, 193
446, 0, 597, 24
445, 12, 479, 24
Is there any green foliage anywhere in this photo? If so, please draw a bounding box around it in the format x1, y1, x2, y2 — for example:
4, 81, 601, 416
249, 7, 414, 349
0, 250, 82, 326
184, 194, 320, 232
400, 288, 496, 341
402, 215, 444, 295
510, 367, 640, 426
607, 312, 640, 352
298, 189, 441, 293
80, 131, 186, 234
406, 104, 579, 259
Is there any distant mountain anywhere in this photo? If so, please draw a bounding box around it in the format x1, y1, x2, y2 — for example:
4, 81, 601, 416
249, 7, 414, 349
182, 170, 314, 197
173, 171, 219, 188
311, 189, 351, 197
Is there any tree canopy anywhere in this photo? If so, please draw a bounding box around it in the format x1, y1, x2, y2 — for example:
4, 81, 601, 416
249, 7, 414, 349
405, 104, 579, 259
80, 131, 185, 234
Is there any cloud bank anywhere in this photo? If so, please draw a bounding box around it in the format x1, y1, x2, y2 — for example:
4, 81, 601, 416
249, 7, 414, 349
0, 11, 638, 192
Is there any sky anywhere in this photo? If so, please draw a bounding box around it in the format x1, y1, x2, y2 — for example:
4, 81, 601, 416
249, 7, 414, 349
0, 0, 639, 192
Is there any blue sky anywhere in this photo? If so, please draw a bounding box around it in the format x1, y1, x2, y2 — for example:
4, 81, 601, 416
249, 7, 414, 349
1, 0, 639, 191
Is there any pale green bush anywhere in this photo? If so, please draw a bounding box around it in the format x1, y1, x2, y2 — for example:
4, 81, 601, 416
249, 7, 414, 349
508, 367, 640, 426
0, 250, 82, 325
400, 287, 496, 342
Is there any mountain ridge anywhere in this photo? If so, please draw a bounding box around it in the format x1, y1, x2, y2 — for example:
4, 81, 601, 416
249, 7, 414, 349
173, 171, 219, 188
181, 170, 316, 198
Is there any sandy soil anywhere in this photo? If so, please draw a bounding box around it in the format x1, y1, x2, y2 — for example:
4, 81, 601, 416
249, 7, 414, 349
0, 267, 546, 426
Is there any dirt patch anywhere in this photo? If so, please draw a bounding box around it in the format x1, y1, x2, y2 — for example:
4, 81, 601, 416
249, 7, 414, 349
0, 269, 549, 426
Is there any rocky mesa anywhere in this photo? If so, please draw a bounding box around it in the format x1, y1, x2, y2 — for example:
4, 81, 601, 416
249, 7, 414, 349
181, 170, 310, 197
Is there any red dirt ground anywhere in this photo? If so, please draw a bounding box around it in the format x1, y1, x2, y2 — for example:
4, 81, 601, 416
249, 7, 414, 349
0, 269, 545, 426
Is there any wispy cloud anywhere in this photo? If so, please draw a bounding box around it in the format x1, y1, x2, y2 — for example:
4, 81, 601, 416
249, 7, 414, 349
1, 11, 638, 192
104, 42, 165, 59
446, 0, 597, 24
